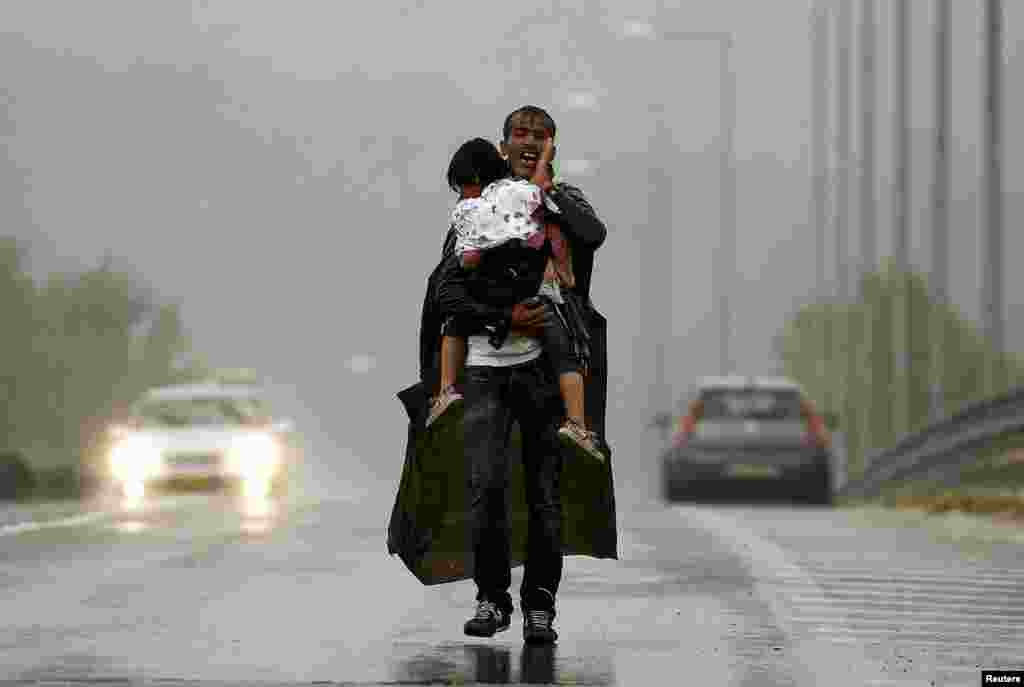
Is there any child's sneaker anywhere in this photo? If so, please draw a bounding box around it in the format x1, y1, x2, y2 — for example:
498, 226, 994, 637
426, 386, 463, 430
557, 419, 606, 463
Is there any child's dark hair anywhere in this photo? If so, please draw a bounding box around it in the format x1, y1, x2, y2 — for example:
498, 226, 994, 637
447, 138, 509, 192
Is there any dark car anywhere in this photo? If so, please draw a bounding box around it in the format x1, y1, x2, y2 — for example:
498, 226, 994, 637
661, 376, 833, 505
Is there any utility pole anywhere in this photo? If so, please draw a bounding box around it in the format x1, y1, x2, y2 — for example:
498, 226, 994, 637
811, 2, 830, 405
626, 29, 736, 422
860, 0, 877, 281
929, 0, 951, 423
835, 0, 854, 468
892, 0, 911, 437
858, 0, 877, 463
720, 36, 736, 378
982, 0, 1005, 398
661, 31, 736, 377
649, 105, 673, 415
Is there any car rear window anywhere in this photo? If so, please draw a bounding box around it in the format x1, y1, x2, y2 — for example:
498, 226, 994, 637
699, 388, 803, 421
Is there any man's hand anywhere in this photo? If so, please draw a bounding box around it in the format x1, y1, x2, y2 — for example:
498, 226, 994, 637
510, 301, 546, 338
511, 323, 545, 338
529, 137, 555, 193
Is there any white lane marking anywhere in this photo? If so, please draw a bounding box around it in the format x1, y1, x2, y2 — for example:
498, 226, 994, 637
0, 494, 205, 538
819, 635, 1024, 652
677, 505, 880, 687
701, 509, 1024, 667
792, 615, 1024, 630
797, 627, 1023, 645
0, 510, 112, 537
769, 585, 1024, 603
767, 573, 1024, 589
677, 505, 850, 628
788, 602, 1024, 617
798, 566, 1024, 581
785, 589, 1023, 604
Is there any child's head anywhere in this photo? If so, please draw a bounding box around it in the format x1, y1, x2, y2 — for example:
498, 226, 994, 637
447, 138, 508, 199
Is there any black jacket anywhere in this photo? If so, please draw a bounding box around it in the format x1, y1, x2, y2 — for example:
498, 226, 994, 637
417, 230, 458, 395
435, 182, 606, 330
389, 180, 617, 585
418, 182, 604, 387
435, 181, 611, 439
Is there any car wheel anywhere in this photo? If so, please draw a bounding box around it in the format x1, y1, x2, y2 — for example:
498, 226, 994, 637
802, 460, 832, 506
662, 473, 696, 504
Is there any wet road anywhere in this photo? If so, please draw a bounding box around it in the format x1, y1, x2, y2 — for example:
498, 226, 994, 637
1, 489, 1022, 685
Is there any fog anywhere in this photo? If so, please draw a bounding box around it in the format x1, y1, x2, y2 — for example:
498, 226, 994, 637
3, 0, 1023, 503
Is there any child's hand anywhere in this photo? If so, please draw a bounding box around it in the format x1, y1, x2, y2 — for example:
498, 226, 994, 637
530, 137, 555, 192
459, 250, 482, 270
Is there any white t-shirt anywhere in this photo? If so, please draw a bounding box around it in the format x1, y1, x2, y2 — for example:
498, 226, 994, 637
465, 332, 542, 368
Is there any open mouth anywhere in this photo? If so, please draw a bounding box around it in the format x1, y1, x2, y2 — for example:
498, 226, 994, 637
520, 151, 539, 167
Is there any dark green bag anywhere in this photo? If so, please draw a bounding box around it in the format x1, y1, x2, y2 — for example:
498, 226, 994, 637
387, 370, 617, 586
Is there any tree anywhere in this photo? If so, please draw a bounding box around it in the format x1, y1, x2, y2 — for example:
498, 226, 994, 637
0, 240, 204, 492
778, 261, 1024, 478
0, 238, 38, 451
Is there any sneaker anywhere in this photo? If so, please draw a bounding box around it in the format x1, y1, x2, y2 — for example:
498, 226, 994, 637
426, 386, 463, 430
558, 419, 606, 463
464, 600, 510, 637
521, 590, 558, 645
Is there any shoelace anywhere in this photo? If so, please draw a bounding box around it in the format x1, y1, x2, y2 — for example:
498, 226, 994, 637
526, 609, 551, 629
475, 601, 500, 621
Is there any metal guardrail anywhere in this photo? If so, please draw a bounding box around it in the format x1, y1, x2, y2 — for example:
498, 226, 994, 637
839, 385, 1024, 499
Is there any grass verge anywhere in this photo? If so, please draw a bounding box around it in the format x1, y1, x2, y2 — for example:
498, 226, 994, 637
863, 439, 1024, 521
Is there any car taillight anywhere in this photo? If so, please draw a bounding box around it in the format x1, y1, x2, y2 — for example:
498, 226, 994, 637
803, 413, 830, 448
671, 415, 697, 448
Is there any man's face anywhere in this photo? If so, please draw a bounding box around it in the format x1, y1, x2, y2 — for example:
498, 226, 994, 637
501, 113, 555, 180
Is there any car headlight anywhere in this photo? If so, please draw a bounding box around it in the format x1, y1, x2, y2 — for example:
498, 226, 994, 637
227, 433, 279, 479
109, 435, 162, 481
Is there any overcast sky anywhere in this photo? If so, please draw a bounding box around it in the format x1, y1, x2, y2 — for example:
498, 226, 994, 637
3, 0, 1022, 498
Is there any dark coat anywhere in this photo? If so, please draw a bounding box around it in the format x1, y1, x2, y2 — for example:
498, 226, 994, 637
387, 182, 617, 585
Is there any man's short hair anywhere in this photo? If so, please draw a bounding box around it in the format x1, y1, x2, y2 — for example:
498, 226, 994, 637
501, 106, 557, 142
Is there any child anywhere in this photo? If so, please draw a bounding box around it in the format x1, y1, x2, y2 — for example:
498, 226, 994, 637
428, 138, 604, 463
425, 138, 508, 429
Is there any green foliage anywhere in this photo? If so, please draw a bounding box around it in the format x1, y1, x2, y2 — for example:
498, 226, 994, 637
778, 260, 1024, 479
0, 238, 203, 491
0, 450, 36, 500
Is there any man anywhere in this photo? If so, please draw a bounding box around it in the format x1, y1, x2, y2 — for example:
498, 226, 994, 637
436, 105, 611, 644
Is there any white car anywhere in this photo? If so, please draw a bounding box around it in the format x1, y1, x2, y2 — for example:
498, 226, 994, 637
105, 382, 296, 500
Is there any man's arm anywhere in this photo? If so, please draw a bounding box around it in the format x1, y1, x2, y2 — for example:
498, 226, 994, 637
435, 253, 513, 338
530, 141, 605, 248
548, 182, 607, 248
419, 265, 445, 385
436, 253, 549, 343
